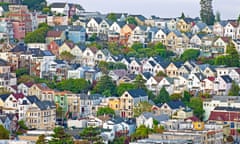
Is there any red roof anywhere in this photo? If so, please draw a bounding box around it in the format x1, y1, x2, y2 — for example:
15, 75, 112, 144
220, 37, 230, 43
47, 31, 62, 37
89, 47, 98, 54
24, 82, 34, 88
127, 24, 136, 30
65, 41, 75, 49
229, 21, 238, 27
208, 77, 215, 82
209, 111, 240, 121
235, 68, 240, 74
12, 93, 24, 100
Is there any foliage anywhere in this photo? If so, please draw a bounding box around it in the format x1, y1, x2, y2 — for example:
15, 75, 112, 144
215, 11, 221, 22
154, 87, 170, 104
97, 107, 115, 116
36, 134, 47, 144
116, 83, 136, 96
56, 78, 89, 93
16, 68, 29, 77
107, 13, 117, 22
238, 14, 240, 23
79, 127, 102, 144
214, 42, 239, 67
133, 75, 146, 89
88, 33, 98, 42
18, 120, 28, 130
170, 93, 182, 101
153, 125, 164, 134
87, 42, 102, 49
189, 97, 204, 120
49, 127, 73, 144
131, 125, 150, 140
111, 136, 126, 144
60, 51, 75, 62
156, 71, 167, 77
42, 7, 50, 14
180, 12, 185, 19
126, 16, 137, 25
93, 75, 116, 96
24, 23, 50, 43
107, 42, 123, 56
18, 75, 35, 84
98, 61, 127, 74
200, 0, 215, 25
228, 81, 240, 96
180, 49, 200, 61
0, 125, 9, 139
22, 0, 46, 11
133, 101, 153, 117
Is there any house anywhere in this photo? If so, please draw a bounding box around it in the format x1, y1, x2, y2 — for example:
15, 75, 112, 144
188, 72, 205, 91
145, 76, 163, 94
47, 40, 62, 57
128, 59, 142, 74
86, 17, 102, 36
212, 37, 231, 56
214, 75, 232, 95
0, 59, 17, 88
98, 19, 112, 40
157, 100, 186, 117
191, 22, 207, 34
12, 21, 25, 40
201, 77, 215, 95
129, 15, 146, 25
190, 34, 206, 47
109, 21, 126, 34
176, 18, 191, 32
153, 28, 169, 45
107, 97, 120, 111
17, 82, 34, 96
208, 106, 240, 135
50, 2, 84, 16
136, 112, 169, 129
128, 26, 148, 46
229, 68, 240, 83
67, 26, 86, 43
0, 94, 18, 113
166, 18, 177, 31
81, 47, 97, 66
120, 89, 148, 118
46, 30, 65, 44
158, 77, 174, 95
59, 41, 75, 54
171, 107, 193, 119
54, 91, 70, 115
213, 21, 228, 36
165, 62, 182, 78
120, 24, 136, 46
28, 83, 54, 101
47, 15, 69, 26
166, 30, 184, 54
26, 99, 56, 130
108, 69, 127, 82
224, 21, 238, 39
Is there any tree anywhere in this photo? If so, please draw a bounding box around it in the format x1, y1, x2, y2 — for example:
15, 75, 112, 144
226, 42, 239, 67
133, 101, 153, 117
182, 91, 191, 105
131, 125, 150, 140
16, 68, 29, 77
93, 75, 116, 96
36, 134, 47, 144
131, 42, 143, 50
156, 71, 167, 77
170, 93, 182, 101
189, 97, 204, 120
215, 11, 221, 22
56, 78, 89, 93
238, 14, 240, 23
180, 12, 185, 19
154, 87, 170, 104
180, 49, 200, 61
228, 81, 240, 96
24, 23, 50, 43
79, 127, 102, 144
0, 125, 9, 139
42, 7, 50, 14
60, 51, 76, 62
117, 83, 136, 96
97, 107, 115, 116
126, 16, 137, 25
133, 75, 146, 89
88, 33, 98, 42
18, 120, 28, 130
107, 13, 117, 22
214, 55, 229, 66
200, 0, 215, 25
22, 0, 46, 11
49, 127, 73, 144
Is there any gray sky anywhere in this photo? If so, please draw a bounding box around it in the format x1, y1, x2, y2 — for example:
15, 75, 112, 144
48, 0, 240, 19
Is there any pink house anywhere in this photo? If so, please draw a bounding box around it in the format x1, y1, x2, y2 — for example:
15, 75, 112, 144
12, 21, 25, 40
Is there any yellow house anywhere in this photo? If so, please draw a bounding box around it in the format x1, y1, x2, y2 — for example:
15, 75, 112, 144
172, 108, 193, 119
120, 24, 136, 45
193, 122, 205, 131
176, 19, 191, 32
108, 97, 120, 111
166, 30, 183, 51
59, 41, 75, 54
165, 62, 182, 78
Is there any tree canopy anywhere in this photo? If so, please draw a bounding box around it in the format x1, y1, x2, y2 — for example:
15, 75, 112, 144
0, 125, 9, 139
116, 83, 136, 96
180, 49, 200, 61
24, 23, 50, 43
228, 81, 240, 96
56, 78, 89, 93
133, 75, 146, 89
22, 0, 46, 11
60, 51, 75, 62
93, 75, 116, 96
133, 101, 153, 117
189, 97, 204, 120
79, 127, 102, 144
97, 107, 115, 116
126, 16, 137, 25
200, 0, 215, 25
107, 13, 117, 22
36, 134, 47, 144
49, 127, 73, 144
154, 87, 170, 104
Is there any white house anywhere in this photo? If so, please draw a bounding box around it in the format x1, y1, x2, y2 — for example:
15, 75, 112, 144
224, 21, 238, 40
214, 75, 232, 96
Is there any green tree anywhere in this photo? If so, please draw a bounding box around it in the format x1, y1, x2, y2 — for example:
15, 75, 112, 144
154, 87, 170, 104
23, 0, 46, 11
226, 42, 239, 67
97, 107, 115, 116
98, 61, 109, 74
111, 136, 126, 144
42, 7, 50, 14
131, 125, 150, 140
116, 83, 136, 96
133, 75, 146, 89
36, 134, 47, 144
214, 55, 229, 66
93, 75, 116, 96
238, 14, 240, 23
215, 11, 221, 22
60, 51, 76, 62
24, 23, 50, 43
228, 81, 240, 96
56, 78, 89, 93
180, 12, 185, 19
132, 42, 143, 50
170, 93, 182, 101
180, 49, 200, 61
49, 127, 73, 144
189, 97, 204, 120
89, 33, 98, 42
156, 71, 167, 77
79, 127, 102, 144
16, 68, 29, 77
0, 125, 9, 139
18, 120, 28, 130
182, 91, 191, 105
126, 16, 137, 25
133, 101, 152, 117
200, 0, 215, 25
107, 13, 117, 22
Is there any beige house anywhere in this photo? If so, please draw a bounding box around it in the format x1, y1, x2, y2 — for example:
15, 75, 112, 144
176, 19, 191, 32
165, 62, 182, 78
28, 83, 54, 101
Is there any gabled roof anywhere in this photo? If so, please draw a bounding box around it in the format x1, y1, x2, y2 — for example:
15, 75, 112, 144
64, 41, 75, 49
47, 31, 63, 37
173, 62, 183, 68
54, 60, 65, 64
209, 107, 240, 121
220, 75, 232, 83
35, 101, 55, 110
195, 22, 207, 30
12, 93, 24, 100
148, 60, 156, 67
0, 115, 7, 123
218, 21, 228, 27
142, 112, 169, 122
172, 30, 182, 37
24, 82, 34, 88
0, 94, 10, 102
220, 37, 231, 43
130, 15, 146, 21
116, 21, 126, 28
142, 72, 152, 80
26, 95, 40, 104
92, 17, 102, 24
214, 106, 240, 111
127, 24, 136, 30
166, 100, 185, 109
195, 72, 206, 81
127, 89, 147, 98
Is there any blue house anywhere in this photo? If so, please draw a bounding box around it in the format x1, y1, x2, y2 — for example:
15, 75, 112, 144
67, 26, 86, 43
